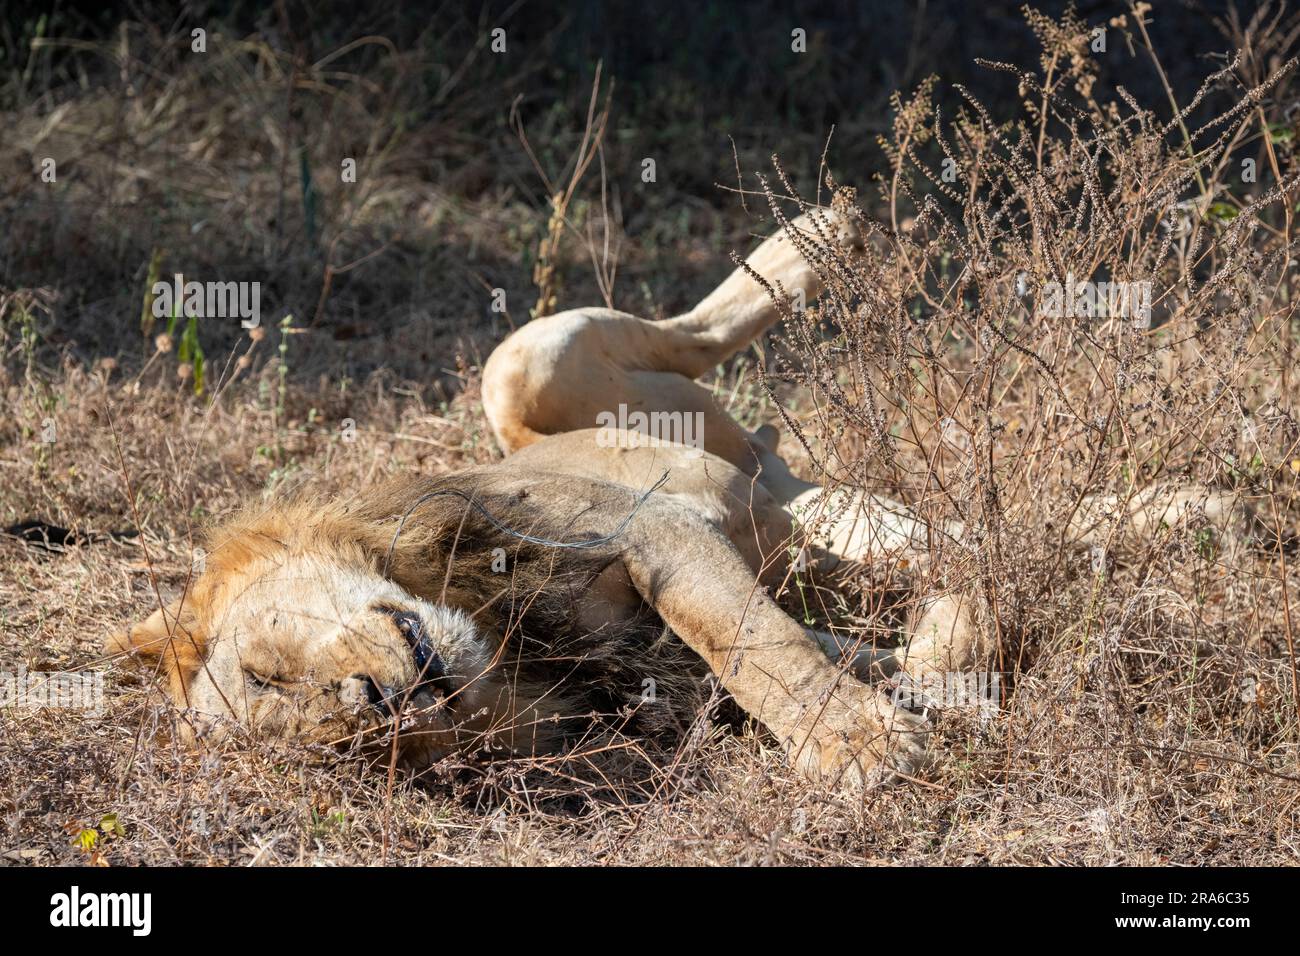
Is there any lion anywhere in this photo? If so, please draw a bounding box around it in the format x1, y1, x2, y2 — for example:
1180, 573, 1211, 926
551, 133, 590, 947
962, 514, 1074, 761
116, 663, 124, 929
109, 428, 931, 788
109, 211, 943, 789
109, 208, 1246, 789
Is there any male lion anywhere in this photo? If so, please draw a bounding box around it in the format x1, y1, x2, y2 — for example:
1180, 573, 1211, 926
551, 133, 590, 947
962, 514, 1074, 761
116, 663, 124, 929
110, 208, 1245, 789
109, 210, 949, 789
110, 430, 933, 787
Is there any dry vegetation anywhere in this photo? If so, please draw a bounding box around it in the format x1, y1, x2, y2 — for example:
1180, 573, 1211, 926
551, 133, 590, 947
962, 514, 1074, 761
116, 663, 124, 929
4, 5, 1300, 865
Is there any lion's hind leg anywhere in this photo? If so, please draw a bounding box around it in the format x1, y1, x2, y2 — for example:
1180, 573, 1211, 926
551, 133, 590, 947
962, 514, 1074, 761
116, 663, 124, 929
1067, 483, 1253, 551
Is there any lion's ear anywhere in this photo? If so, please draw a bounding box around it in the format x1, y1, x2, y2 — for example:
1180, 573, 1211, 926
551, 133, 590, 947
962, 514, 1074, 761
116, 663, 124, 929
107, 599, 207, 700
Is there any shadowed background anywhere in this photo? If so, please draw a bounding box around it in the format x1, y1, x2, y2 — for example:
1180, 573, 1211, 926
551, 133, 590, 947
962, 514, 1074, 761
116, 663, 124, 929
0, 0, 1265, 385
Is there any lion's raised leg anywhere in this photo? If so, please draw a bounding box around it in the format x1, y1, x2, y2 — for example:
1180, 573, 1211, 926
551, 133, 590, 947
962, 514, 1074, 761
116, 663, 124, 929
482, 210, 859, 457
647, 209, 861, 378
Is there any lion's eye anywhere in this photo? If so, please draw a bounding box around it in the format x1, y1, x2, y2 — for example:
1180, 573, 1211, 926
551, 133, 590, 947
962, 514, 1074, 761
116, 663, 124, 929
374, 605, 449, 691
245, 670, 275, 691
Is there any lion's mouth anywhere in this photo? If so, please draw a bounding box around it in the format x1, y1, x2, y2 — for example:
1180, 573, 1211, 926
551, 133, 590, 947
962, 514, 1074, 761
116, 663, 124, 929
374, 604, 460, 700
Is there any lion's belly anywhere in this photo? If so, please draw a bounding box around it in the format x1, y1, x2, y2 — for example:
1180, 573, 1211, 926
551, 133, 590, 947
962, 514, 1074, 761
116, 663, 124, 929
507, 430, 783, 528
501, 430, 795, 589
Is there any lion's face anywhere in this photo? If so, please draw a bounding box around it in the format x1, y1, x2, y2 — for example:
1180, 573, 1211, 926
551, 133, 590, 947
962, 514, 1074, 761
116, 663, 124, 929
111, 546, 513, 766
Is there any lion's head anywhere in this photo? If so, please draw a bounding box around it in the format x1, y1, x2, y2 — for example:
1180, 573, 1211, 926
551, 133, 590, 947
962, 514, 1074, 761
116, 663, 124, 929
106, 485, 579, 766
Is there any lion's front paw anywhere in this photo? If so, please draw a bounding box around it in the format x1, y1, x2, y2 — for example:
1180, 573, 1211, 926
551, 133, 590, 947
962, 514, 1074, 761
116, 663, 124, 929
787, 691, 931, 790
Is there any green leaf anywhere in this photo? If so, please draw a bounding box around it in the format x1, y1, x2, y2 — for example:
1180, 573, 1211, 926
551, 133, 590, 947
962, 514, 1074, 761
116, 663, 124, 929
1207, 202, 1238, 223
166, 295, 181, 337
177, 314, 205, 395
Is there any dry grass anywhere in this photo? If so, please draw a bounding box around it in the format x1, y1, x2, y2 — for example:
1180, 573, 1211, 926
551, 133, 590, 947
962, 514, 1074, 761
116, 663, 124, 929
3, 6, 1300, 866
